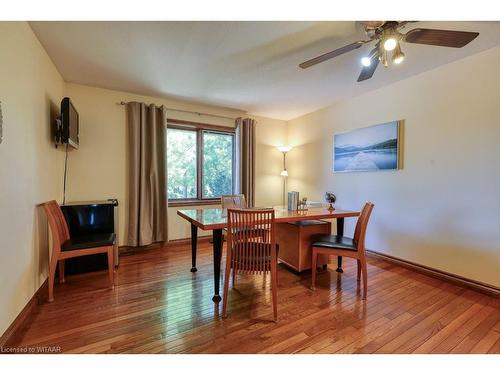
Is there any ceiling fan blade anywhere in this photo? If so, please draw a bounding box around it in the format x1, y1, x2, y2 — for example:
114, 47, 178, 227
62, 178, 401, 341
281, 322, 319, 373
359, 21, 386, 30
404, 28, 479, 48
299, 41, 367, 69
357, 49, 380, 82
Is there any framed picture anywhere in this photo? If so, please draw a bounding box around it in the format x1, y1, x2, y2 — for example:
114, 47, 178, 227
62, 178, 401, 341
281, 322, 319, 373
333, 120, 401, 173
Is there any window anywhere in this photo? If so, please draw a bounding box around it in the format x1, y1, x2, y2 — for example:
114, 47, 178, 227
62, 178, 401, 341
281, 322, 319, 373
203, 131, 234, 198
167, 120, 235, 204
166, 128, 197, 199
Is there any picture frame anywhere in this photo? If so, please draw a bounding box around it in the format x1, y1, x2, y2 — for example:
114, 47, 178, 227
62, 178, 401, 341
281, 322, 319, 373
333, 120, 402, 173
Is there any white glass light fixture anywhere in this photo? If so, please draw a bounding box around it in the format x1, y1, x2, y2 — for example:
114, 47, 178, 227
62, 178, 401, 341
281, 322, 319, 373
277, 145, 293, 153
392, 43, 405, 64
383, 37, 398, 51
278, 145, 292, 177
277, 145, 292, 206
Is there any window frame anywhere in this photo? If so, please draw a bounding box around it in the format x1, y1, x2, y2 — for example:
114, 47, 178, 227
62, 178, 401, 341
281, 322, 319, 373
167, 119, 236, 207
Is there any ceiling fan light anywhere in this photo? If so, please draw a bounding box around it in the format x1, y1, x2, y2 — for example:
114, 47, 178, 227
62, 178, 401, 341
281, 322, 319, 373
361, 56, 372, 67
392, 43, 405, 64
393, 52, 405, 64
383, 37, 397, 51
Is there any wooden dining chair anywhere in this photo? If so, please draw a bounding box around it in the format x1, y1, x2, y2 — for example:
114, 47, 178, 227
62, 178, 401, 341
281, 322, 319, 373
40, 200, 116, 302
222, 208, 279, 322
221, 194, 247, 209
311, 202, 374, 299
221, 194, 267, 245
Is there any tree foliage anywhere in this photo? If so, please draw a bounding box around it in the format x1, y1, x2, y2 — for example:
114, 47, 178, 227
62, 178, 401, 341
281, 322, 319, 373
203, 132, 233, 198
167, 129, 197, 199
167, 129, 233, 200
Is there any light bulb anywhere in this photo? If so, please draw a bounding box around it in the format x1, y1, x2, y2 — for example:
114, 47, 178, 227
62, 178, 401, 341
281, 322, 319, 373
393, 53, 405, 64
361, 56, 371, 67
383, 37, 397, 51
392, 43, 405, 64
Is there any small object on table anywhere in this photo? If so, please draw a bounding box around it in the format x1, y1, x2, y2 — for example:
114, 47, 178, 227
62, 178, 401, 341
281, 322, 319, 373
287, 191, 300, 211
298, 197, 309, 211
325, 192, 337, 211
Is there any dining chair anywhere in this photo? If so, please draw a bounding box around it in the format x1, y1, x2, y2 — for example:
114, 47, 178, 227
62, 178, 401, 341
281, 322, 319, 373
221, 194, 247, 209
40, 200, 116, 302
311, 202, 374, 299
221, 194, 267, 245
222, 208, 279, 322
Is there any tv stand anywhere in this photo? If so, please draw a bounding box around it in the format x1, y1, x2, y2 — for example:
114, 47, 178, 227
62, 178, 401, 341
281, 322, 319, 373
60, 199, 119, 275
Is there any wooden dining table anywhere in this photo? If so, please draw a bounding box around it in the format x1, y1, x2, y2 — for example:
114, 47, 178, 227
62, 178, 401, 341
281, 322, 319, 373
177, 206, 360, 302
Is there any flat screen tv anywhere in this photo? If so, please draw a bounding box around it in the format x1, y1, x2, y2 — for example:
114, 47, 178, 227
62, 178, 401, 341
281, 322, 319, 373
58, 97, 79, 149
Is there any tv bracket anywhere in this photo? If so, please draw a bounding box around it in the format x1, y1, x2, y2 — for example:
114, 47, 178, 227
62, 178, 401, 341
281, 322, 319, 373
54, 115, 63, 148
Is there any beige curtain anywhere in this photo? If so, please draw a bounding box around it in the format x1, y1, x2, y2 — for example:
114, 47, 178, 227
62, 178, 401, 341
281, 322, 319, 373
235, 117, 256, 207
126, 102, 168, 246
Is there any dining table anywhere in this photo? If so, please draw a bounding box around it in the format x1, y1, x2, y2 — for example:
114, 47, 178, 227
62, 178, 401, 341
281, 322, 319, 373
177, 206, 360, 302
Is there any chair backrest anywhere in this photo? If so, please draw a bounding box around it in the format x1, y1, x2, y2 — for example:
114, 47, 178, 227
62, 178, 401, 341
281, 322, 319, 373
40, 200, 70, 255
227, 208, 276, 273
353, 202, 375, 253
221, 194, 247, 209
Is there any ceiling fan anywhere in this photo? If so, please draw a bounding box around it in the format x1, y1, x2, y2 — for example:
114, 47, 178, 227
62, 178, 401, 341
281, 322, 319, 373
299, 21, 479, 82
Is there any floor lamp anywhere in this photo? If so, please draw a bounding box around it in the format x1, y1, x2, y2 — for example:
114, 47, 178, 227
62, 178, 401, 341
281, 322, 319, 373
277, 146, 292, 207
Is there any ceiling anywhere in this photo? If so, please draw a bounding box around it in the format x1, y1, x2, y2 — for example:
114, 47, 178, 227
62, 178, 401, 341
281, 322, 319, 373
30, 21, 500, 120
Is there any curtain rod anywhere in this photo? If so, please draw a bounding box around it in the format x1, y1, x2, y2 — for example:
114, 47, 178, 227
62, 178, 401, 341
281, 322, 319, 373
118, 101, 239, 121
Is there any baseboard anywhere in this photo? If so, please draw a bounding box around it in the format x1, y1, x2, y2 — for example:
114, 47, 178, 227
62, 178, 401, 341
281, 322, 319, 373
166, 235, 212, 247
119, 241, 166, 255
367, 249, 500, 298
0, 279, 48, 347
119, 236, 212, 254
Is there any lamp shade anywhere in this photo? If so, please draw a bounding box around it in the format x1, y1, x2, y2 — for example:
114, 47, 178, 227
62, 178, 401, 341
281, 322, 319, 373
280, 169, 289, 177
277, 145, 292, 153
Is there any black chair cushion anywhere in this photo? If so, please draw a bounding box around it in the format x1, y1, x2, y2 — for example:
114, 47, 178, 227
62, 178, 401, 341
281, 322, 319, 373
311, 234, 358, 251
61, 233, 116, 251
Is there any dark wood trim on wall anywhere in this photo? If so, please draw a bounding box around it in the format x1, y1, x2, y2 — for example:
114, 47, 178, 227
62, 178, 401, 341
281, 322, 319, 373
118, 236, 212, 255
367, 249, 500, 298
168, 199, 220, 207
166, 236, 212, 247
0, 279, 48, 347
167, 118, 236, 133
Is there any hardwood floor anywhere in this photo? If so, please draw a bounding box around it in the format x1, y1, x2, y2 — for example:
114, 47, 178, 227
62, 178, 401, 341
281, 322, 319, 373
9, 242, 500, 354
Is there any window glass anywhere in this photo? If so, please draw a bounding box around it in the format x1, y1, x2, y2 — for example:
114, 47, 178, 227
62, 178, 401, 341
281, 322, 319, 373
167, 128, 197, 199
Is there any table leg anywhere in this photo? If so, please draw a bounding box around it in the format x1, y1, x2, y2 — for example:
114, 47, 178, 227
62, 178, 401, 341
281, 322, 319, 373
336, 217, 344, 273
212, 229, 223, 303
190, 223, 198, 272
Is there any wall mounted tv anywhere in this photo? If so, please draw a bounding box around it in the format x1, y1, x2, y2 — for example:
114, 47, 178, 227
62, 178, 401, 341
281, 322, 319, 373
55, 97, 79, 149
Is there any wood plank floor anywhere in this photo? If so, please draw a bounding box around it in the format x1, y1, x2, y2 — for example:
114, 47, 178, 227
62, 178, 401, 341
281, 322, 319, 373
10, 243, 500, 354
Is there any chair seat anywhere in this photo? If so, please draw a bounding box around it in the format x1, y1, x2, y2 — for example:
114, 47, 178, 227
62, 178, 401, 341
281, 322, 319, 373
61, 233, 116, 251
311, 234, 357, 251
234, 227, 269, 237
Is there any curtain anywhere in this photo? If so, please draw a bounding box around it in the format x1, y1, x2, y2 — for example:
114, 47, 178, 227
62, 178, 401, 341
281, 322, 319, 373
126, 102, 168, 246
235, 117, 256, 207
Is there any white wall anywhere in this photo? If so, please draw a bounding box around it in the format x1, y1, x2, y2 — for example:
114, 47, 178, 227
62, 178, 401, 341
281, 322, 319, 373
63, 83, 288, 243
287, 46, 500, 287
0, 22, 65, 336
